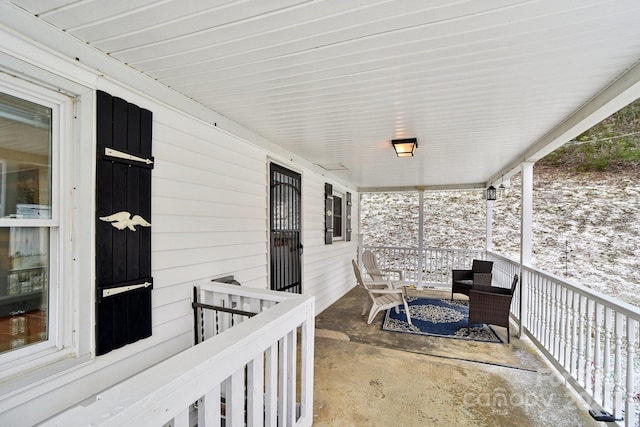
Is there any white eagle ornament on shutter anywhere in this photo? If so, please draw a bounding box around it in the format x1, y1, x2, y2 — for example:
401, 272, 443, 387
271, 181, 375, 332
99, 211, 151, 231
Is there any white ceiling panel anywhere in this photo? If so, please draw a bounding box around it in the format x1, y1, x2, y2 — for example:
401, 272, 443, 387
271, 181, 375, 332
6, 0, 640, 190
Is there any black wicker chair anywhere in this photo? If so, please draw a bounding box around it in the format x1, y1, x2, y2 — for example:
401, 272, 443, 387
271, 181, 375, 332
467, 274, 519, 343
451, 259, 493, 300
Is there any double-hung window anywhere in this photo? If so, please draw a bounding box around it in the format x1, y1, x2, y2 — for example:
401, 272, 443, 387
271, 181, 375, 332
0, 81, 60, 362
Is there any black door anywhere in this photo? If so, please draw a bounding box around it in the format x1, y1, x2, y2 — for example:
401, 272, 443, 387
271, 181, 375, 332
270, 164, 302, 293
95, 90, 153, 355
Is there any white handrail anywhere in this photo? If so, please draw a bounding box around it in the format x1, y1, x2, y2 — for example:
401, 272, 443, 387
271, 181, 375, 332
42, 283, 315, 427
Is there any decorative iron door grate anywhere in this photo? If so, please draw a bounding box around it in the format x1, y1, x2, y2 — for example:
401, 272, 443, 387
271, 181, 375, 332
270, 164, 302, 293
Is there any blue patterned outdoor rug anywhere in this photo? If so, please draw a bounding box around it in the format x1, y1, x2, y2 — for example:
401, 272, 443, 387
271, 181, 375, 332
382, 297, 502, 343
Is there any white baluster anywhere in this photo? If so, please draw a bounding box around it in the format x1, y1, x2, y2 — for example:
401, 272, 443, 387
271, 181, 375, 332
552, 282, 561, 357
219, 294, 231, 333
593, 303, 604, 404
528, 274, 537, 337
543, 279, 552, 347
571, 291, 580, 378
577, 295, 587, 386
536, 276, 543, 340
246, 355, 264, 426
527, 275, 535, 337
551, 282, 560, 357
522, 270, 530, 334
542, 279, 550, 348
300, 318, 315, 425
613, 312, 624, 420
540, 276, 546, 341
585, 299, 594, 391
199, 384, 221, 427
286, 329, 297, 425
603, 307, 613, 411
625, 318, 636, 427
545, 278, 552, 346
558, 287, 568, 367
265, 343, 278, 427
531, 278, 536, 336
173, 408, 189, 427
225, 368, 244, 427
278, 334, 288, 425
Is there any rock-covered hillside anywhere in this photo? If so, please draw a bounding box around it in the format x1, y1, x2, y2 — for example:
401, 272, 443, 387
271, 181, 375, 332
361, 99, 640, 306
360, 166, 639, 306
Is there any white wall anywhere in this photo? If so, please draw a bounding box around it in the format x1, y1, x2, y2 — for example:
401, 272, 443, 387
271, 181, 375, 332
302, 172, 359, 314
0, 15, 358, 425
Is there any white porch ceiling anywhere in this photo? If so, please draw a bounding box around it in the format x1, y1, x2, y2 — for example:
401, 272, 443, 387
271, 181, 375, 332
5, 0, 640, 190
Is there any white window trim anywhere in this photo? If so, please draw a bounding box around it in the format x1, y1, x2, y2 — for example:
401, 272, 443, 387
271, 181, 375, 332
0, 69, 92, 386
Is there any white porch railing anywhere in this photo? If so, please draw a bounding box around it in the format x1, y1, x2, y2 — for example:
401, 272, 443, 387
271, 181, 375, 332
41, 282, 315, 427
360, 245, 486, 286
364, 245, 639, 426
487, 252, 640, 427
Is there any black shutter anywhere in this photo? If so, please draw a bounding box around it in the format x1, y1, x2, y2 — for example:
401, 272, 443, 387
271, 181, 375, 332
95, 90, 154, 356
324, 183, 333, 245
346, 192, 352, 242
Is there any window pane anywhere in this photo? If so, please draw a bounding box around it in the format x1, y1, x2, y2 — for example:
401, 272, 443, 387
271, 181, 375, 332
0, 227, 49, 354
0, 92, 52, 219
333, 195, 342, 237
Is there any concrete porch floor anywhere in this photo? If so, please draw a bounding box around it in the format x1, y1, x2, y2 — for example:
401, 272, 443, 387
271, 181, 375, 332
312, 286, 601, 426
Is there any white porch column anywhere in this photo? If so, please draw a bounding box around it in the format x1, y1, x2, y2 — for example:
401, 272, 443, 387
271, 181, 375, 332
417, 189, 424, 290
519, 162, 534, 337
357, 193, 364, 268
486, 199, 494, 252
520, 163, 534, 265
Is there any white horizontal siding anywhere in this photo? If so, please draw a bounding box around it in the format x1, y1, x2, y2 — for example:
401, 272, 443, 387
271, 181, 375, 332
154, 197, 265, 219
153, 253, 267, 284
154, 243, 266, 271
149, 107, 270, 295
151, 280, 191, 308
153, 214, 265, 233
152, 299, 192, 329
153, 129, 266, 186
301, 172, 358, 314
154, 230, 263, 251
154, 177, 265, 208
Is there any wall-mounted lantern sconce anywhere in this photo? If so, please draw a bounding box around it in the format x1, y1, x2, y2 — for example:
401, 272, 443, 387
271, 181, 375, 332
392, 138, 417, 157
486, 185, 497, 201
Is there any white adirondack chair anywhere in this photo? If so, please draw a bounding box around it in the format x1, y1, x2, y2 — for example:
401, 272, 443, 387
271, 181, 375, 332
362, 250, 404, 286
352, 260, 412, 325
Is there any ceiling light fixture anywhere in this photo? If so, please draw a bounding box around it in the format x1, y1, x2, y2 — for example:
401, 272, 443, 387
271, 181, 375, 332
391, 138, 418, 157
